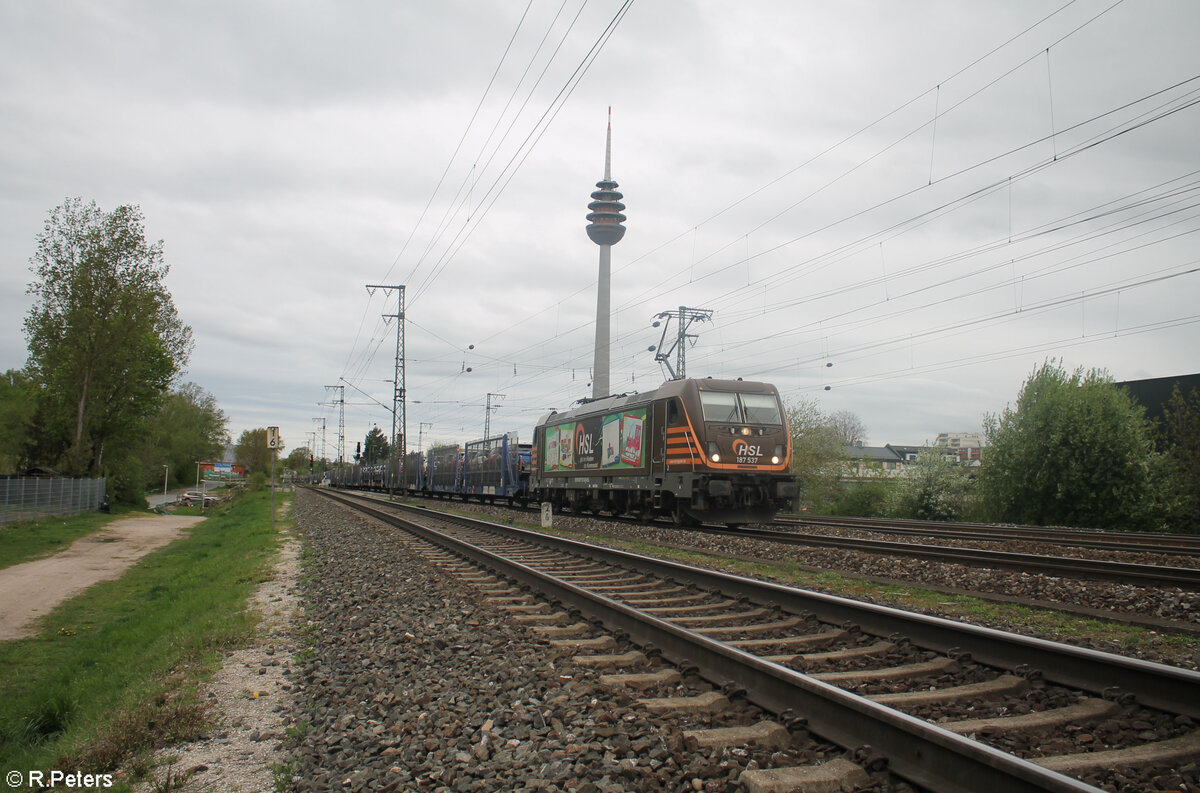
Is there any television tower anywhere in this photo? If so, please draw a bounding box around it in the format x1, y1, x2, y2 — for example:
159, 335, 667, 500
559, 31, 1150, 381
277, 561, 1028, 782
585, 107, 627, 399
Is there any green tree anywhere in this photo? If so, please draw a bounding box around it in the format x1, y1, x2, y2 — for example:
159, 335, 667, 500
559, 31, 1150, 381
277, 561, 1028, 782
1159, 385, 1200, 533
235, 428, 275, 475
979, 360, 1173, 531
361, 426, 390, 465
23, 198, 193, 474
0, 370, 38, 473
284, 446, 314, 474
785, 397, 849, 509
140, 383, 229, 489
888, 447, 971, 521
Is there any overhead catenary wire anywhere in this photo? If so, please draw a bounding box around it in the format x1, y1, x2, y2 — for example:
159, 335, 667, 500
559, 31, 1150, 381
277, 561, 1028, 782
339, 1, 1195, 447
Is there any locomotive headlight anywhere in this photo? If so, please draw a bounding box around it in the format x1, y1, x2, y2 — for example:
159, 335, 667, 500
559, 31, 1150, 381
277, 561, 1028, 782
740, 427, 751, 436
772, 444, 785, 465
707, 441, 720, 462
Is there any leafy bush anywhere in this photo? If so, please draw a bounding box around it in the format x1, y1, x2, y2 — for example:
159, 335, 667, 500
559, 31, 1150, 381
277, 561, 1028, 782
829, 480, 894, 517
980, 361, 1174, 531
888, 448, 972, 521
106, 455, 148, 508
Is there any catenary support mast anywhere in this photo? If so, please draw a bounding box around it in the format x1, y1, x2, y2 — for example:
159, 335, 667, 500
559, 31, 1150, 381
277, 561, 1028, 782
366, 284, 405, 493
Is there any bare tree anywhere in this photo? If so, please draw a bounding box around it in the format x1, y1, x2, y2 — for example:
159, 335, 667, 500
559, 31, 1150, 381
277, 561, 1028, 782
828, 409, 867, 446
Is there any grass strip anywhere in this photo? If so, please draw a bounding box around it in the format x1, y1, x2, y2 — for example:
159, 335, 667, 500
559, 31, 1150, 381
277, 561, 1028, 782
0, 509, 133, 572
0, 490, 286, 787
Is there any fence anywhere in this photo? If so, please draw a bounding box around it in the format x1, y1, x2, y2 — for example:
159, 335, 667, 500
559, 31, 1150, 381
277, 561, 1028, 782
0, 476, 107, 525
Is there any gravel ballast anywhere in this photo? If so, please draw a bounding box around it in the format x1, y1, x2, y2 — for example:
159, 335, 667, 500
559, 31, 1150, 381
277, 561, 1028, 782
420, 500, 1200, 667
286, 491, 915, 793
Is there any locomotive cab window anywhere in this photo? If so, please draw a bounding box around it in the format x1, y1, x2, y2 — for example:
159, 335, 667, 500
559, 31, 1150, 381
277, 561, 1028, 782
667, 398, 685, 426
699, 391, 740, 423
699, 391, 783, 425
740, 393, 783, 425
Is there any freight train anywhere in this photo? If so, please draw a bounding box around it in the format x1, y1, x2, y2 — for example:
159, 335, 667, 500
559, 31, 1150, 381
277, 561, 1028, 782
331, 377, 796, 526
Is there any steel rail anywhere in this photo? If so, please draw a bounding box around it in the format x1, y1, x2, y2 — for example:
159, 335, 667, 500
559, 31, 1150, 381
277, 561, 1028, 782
697, 524, 1200, 588
351, 494, 1200, 719
318, 490, 1099, 793
779, 515, 1200, 556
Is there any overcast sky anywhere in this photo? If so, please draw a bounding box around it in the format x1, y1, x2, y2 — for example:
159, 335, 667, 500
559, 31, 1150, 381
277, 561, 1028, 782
3, 0, 1198, 462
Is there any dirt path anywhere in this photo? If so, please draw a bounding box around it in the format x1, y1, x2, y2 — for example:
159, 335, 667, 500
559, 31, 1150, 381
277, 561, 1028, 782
0, 513, 204, 640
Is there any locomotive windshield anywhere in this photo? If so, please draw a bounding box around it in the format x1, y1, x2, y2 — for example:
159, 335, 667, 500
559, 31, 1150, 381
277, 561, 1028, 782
699, 391, 783, 425
740, 393, 784, 424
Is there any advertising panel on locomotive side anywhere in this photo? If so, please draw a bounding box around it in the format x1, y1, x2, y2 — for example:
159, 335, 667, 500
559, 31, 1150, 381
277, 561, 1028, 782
543, 406, 646, 473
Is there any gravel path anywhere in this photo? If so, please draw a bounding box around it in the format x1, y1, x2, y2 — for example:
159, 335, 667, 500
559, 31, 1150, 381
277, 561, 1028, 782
0, 513, 205, 640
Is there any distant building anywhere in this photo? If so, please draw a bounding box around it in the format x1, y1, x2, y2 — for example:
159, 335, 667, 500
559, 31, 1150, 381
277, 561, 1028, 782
1116, 373, 1200, 424
843, 443, 910, 476
934, 432, 984, 466
844, 436, 984, 475
887, 444, 923, 463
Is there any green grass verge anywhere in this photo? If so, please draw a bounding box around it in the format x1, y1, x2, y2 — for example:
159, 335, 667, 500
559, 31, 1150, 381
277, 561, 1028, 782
0, 509, 137, 572
0, 490, 288, 787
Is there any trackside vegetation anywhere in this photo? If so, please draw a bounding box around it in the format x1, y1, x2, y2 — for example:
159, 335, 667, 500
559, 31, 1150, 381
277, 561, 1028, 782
0, 491, 286, 787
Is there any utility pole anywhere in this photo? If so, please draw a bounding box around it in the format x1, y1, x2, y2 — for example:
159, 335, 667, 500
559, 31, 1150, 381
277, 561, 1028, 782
323, 384, 346, 471
366, 284, 405, 496
649, 306, 713, 380
484, 393, 505, 439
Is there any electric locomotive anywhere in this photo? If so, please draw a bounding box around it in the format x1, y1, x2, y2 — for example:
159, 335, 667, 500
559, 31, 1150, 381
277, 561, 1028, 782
531, 377, 795, 525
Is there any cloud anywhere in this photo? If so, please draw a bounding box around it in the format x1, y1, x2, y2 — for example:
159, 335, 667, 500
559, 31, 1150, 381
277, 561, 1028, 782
2, 0, 1198, 455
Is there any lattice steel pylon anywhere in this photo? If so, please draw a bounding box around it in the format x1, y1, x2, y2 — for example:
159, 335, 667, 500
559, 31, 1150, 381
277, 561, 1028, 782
484, 393, 505, 439
366, 284, 406, 486
323, 384, 345, 467
311, 417, 326, 464
650, 306, 713, 380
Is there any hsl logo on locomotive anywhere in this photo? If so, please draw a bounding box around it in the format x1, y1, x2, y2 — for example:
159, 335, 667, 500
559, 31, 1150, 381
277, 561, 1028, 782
576, 424, 593, 456
732, 439, 762, 464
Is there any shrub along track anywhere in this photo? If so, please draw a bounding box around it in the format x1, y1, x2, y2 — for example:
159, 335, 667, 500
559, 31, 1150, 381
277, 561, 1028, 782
294, 489, 1200, 793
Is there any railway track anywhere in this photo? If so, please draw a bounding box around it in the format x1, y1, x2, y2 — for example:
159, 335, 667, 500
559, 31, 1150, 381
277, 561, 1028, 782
313, 489, 1200, 793
340, 487, 1200, 589
778, 514, 1200, 558
688, 523, 1200, 590
358, 489, 1200, 589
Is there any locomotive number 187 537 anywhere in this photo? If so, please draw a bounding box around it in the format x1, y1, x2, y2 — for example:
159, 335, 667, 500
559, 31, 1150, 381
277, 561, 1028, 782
733, 439, 761, 463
